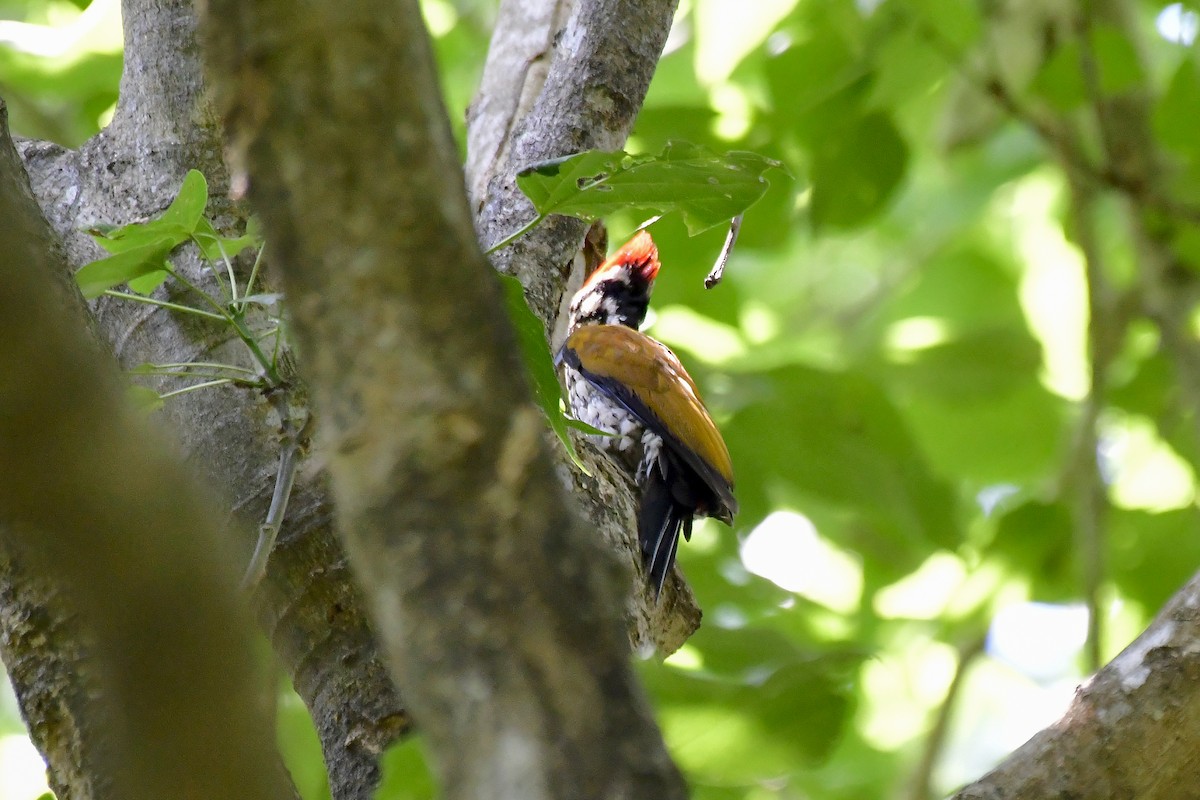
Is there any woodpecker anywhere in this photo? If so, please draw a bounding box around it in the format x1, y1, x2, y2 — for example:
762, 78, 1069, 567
556, 231, 737, 597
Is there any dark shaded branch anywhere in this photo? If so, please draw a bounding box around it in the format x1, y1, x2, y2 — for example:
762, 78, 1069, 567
199, 0, 688, 796
9, 0, 411, 794
0, 97, 290, 800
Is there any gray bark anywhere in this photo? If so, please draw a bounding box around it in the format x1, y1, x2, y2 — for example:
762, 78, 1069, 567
4, 0, 407, 797
0, 97, 290, 800
951, 570, 1200, 799
198, 0, 688, 796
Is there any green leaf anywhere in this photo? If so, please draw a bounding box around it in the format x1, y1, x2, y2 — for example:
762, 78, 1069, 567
90, 224, 189, 255
1155, 58, 1200, 161
87, 171, 208, 255
276, 687, 329, 800
76, 242, 176, 298
127, 270, 169, 295
159, 169, 209, 233
194, 216, 263, 263
1110, 507, 1200, 610
1031, 40, 1088, 111
764, 31, 861, 124
888, 328, 1044, 405
497, 273, 590, 474
643, 655, 854, 780
724, 366, 960, 558
907, 0, 982, 52
810, 111, 907, 229
1089, 24, 1143, 96
512, 142, 784, 240
126, 383, 164, 414
374, 737, 437, 800
987, 500, 1075, 600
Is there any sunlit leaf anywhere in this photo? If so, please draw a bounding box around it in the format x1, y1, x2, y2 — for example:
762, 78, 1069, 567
374, 737, 437, 800
514, 142, 785, 237
76, 242, 176, 298
127, 269, 169, 295
158, 169, 209, 233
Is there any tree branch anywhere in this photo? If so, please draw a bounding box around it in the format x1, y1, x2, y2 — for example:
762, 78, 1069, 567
950, 570, 1200, 798
0, 96, 290, 800
7, 0, 411, 794
199, 0, 688, 796
469, 0, 700, 653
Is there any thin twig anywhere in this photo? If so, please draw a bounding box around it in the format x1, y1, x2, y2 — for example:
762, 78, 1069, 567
705, 214, 741, 289
906, 634, 988, 800
157, 378, 235, 399
241, 397, 309, 590
242, 243, 266, 302
102, 289, 227, 321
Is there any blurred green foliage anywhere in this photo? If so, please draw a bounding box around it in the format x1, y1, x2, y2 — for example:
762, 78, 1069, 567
4, 1, 1200, 799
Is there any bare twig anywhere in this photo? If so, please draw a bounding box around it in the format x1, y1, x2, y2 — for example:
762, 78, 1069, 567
705, 213, 741, 289
906, 634, 988, 800
242, 395, 310, 589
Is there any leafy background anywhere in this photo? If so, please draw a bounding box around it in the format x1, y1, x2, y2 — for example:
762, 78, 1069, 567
4, 0, 1200, 798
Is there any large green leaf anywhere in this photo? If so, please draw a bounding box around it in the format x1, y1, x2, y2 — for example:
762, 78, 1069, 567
810, 111, 908, 229
1031, 40, 1088, 111
1089, 24, 1144, 96
374, 737, 437, 800
497, 142, 784, 251
987, 500, 1075, 601
76, 241, 178, 299
1109, 507, 1200, 611
724, 365, 960, 559
1155, 57, 1200, 164
77, 170, 211, 298
643, 657, 853, 779
886, 328, 1044, 406
88, 170, 209, 255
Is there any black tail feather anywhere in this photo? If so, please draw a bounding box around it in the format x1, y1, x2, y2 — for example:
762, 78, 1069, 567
638, 462, 689, 598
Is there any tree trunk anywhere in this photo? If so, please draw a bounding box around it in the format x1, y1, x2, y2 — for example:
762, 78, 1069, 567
198, 0, 689, 796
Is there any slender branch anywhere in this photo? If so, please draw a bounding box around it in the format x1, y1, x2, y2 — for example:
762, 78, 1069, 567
243, 243, 266, 301
157, 377, 235, 399
906, 634, 987, 800
147, 360, 260, 375
242, 397, 309, 589
101, 289, 227, 321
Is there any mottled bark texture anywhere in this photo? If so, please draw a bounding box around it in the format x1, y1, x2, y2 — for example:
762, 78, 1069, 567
199, 0, 689, 797
468, 0, 701, 653
0, 97, 290, 800
951, 571, 1200, 799
4, 0, 407, 798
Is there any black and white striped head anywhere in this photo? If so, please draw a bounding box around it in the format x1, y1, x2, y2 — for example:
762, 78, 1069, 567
567, 230, 660, 333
